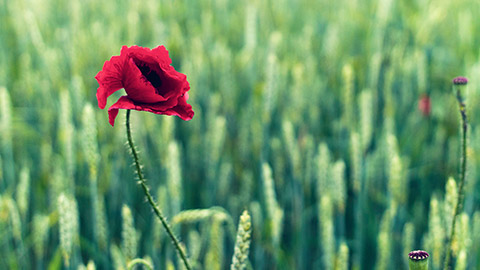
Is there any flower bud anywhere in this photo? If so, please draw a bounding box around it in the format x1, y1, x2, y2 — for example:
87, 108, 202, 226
453, 76, 468, 85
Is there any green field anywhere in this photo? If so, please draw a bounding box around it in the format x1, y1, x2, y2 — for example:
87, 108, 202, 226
1, 0, 480, 269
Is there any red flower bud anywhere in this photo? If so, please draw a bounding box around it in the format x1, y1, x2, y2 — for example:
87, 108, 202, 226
418, 95, 431, 117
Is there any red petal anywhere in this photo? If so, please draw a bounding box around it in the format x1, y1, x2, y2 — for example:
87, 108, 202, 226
151, 45, 171, 65
122, 45, 171, 66
122, 58, 168, 103
145, 95, 194, 121
95, 55, 125, 109
107, 96, 137, 126
107, 94, 194, 126
117, 45, 186, 104
156, 65, 189, 100
164, 95, 194, 121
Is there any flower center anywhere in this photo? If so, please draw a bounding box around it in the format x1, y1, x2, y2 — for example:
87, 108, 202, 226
136, 64, 165, 95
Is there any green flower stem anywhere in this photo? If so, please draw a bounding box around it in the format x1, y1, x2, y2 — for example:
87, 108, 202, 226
126, 110, 192, 270
444, 87, 468, 270
409, 259, 428, 270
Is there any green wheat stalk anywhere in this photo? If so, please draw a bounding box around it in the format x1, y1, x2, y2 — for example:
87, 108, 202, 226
172, 208, 229, 225
403, 223, 415, 268
16, 167, 30, 218
0, 86, 14, 188
453, 213, 469, 270
127, 258, 154, 270
205, 216, 224, 270
121, 204, 138, 261
426, 195, 445, 269
320, 196, 334, 270
33, 214, 50, 261
231, 210, 252, 270
57, 193, 79, 267
335, 242, 349, 270
166, 141, 182, 216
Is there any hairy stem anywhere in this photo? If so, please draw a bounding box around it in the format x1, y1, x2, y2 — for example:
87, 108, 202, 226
443, 92, 467, 270
125, 110, 191, 270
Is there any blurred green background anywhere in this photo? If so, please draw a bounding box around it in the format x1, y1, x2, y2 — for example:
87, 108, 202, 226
1, 0, 480, 269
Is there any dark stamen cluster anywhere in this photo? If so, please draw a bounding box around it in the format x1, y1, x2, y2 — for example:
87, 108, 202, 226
137, 63, 163, 92
408, 250, 429, 261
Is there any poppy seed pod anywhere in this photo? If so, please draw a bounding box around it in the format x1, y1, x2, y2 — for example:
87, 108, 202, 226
452, 76, 468, 103
408, 250, 429, 270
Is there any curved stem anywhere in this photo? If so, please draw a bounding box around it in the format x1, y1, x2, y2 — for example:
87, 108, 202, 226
125, 110, 192, 270
444, 93, 468, 270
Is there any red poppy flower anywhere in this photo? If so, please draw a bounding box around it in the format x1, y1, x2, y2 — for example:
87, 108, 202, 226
95, 45, 194, 126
